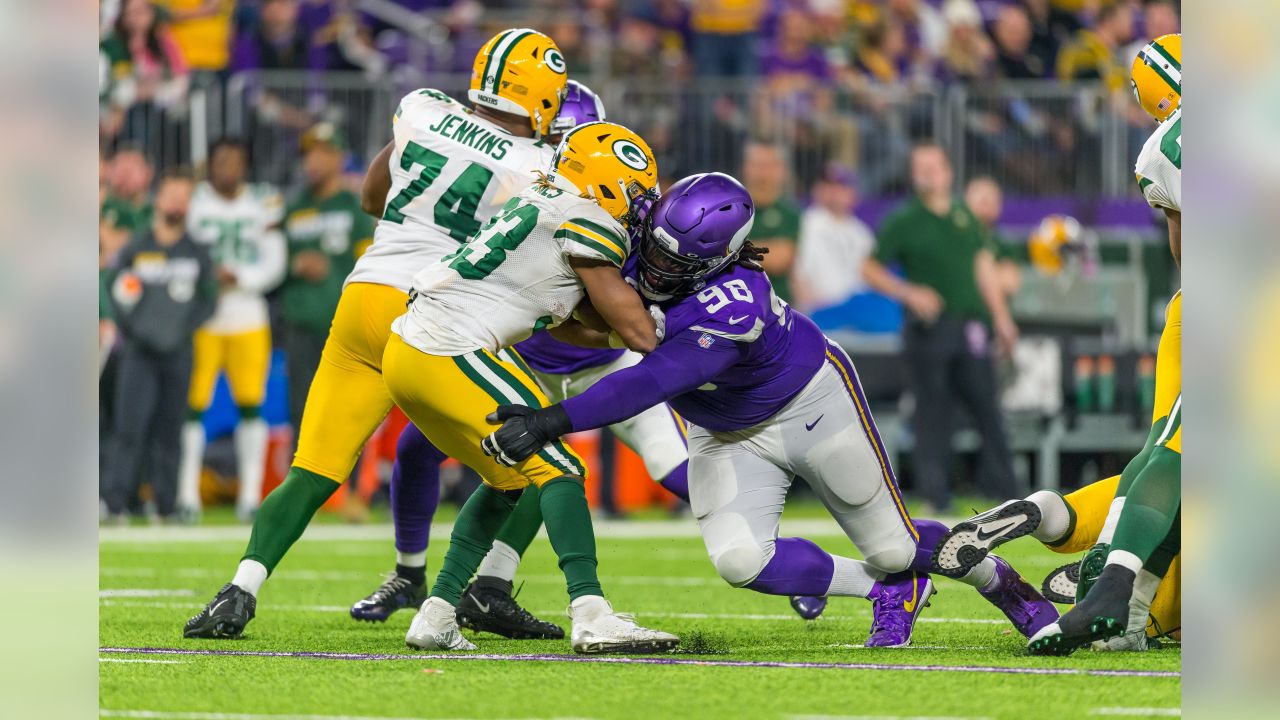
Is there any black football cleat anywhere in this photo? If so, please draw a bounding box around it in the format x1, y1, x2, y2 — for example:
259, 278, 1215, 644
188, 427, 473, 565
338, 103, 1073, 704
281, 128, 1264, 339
184, 583, 256, 639
350, 573, 428, 623
456, 578, 564, 639
1042, 561, 1081, 605
1076, 543, 1108, 602
1028, 565, 1134, 656
932, 500, 1042, 578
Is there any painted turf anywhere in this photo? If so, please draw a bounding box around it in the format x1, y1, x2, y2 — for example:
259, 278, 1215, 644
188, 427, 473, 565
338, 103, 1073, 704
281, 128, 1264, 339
99, 647, 1179, 678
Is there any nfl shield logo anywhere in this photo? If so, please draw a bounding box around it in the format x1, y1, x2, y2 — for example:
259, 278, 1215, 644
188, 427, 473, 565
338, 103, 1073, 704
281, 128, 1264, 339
698, 333, 715, 349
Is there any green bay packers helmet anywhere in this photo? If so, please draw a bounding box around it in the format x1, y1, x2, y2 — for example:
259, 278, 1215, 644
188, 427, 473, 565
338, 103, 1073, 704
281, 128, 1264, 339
550, 121, 659, 225
1131, 34, 1181, 121
469, 28, 568, 137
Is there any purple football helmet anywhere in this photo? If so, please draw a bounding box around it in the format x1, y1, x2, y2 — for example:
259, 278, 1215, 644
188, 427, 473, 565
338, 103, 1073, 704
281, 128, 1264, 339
636, 172, 755, 298
549, 80, 606, 139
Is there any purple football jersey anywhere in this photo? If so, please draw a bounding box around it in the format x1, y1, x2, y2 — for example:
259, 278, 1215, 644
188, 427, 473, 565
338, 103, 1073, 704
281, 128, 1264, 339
514, 330, 624, 375
652, 264, 827, 431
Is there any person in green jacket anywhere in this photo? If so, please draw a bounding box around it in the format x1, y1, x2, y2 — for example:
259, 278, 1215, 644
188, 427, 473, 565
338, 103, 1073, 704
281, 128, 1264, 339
279, 123, 374, 430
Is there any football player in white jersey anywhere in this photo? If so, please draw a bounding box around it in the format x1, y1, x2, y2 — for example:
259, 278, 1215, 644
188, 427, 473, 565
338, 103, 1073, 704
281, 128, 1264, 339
179, 138, 286, 524
386, 121, 678, 654
1028, 33, 1183, 655
185, 28, 568, 640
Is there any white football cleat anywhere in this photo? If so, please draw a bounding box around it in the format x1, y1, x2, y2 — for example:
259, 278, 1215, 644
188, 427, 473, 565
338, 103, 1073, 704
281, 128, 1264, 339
406, 597, 477, 651
568, 595, 679, 654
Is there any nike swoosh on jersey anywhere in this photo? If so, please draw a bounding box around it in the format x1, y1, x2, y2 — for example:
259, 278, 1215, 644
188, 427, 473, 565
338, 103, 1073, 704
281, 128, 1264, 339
804, 415, 824, 431
728, 315, 749, 325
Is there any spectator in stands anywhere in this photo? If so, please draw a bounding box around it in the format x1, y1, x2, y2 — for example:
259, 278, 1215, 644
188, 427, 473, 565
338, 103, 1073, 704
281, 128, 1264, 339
759, 7, 858, 181
153, 1, 236, 73
1123, 0, 1180, 70
792, 164, 901, 334
102, 170, 217, 524
690, 0, 766, 77
100, 147, 155, 262
843, 17, 920, 194
861, 143, 1019, 511
992, 3, 1045, 79
1024, 0, 1081, 77
887, 0, 948, 67
939, 0, 994, 83
99, 0, 191, 144
964, 176, 1023, 299
1056, 1, 1134, 92
741, 142, 801, 303
279, 124, 373, 432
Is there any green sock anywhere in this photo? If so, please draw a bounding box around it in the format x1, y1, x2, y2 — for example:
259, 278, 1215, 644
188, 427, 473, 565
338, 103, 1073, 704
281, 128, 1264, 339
494, 483, 545, 556
430, 484, 520, 605
540, 477, 602, 600
1110, 448, 1181, 566
242, 467, 339, 573
1142, 508, 1181, 577
1115, 417, 1167, 498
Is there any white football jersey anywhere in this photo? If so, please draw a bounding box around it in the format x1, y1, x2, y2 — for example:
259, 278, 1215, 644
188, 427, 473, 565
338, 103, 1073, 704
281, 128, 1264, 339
392, 178, 631, 355
1135, 108, 1181, 213
188, 181, 286, 334
346, 88, 555, 293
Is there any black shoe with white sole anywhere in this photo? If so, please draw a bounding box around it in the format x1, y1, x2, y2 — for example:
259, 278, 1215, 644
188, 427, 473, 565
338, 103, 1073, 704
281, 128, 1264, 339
1042, 561, 1080, 604
184, 583, 256, 639
456, 578, 564, 640
1028, 565, 1134, 656
931, 500, 1042, 578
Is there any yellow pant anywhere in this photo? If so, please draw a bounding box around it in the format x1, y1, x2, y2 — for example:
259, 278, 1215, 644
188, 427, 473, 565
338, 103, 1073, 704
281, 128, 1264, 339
291, 282, 405, 482
382, 334, 585, 491
189, 326, 272, 410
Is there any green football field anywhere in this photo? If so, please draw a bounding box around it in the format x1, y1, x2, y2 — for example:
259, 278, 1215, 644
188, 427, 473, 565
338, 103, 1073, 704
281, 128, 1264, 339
99, 507, 1180, 720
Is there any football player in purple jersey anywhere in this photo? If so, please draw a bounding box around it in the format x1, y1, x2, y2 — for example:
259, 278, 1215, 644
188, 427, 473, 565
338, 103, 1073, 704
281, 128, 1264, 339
350, 81, 691, 640
483, 172, 1059, 647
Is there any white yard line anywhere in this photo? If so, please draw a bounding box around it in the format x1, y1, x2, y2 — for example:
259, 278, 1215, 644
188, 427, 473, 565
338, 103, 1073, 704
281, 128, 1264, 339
100, 589, 195, 597
1090, 709, 1181, 717
100, 712, 591, 720
787, 716, 993, 720
99, 658, 189, 665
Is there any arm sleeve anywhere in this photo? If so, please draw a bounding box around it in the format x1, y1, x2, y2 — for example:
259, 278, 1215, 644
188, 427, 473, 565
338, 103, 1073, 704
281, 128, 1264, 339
557, 217, 630, 267
560, 329, 745, 431
234, 227, 287, 293
187, 249, 219, 334
873, 214, 901, 264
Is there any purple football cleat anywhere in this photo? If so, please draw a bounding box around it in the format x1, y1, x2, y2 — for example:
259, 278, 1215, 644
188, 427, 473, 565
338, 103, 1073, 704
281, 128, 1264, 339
864, 571, 934, 648
790, 595, 828, 621
979, 556, 1060, 638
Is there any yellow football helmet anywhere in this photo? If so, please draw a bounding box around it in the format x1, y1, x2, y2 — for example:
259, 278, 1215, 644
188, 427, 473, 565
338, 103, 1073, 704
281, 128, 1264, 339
1029, 214, 1084, 276
551, 121, 660, 224
469, 28, 568, 137
1131, 34, 1181, 121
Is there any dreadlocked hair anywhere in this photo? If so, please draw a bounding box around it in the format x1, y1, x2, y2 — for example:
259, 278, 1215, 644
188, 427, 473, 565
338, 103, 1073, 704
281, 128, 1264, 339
735, 240, 771, 271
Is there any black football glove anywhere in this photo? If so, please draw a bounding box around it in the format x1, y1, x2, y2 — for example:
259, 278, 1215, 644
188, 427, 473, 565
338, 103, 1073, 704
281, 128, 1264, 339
481, 404, 573, 467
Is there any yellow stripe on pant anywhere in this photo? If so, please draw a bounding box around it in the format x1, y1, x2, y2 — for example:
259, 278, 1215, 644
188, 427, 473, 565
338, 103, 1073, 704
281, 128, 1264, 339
382, 334, 586, 491
291, 282, 406, 482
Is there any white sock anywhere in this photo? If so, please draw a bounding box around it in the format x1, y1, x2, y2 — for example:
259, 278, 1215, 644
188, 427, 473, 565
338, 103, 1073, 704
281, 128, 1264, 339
1027, 490, 1071, 544
396, 550, 426, 568
825, 555, 881, 598
235, 418, 269, 512
1105, 549, 1143, 574
177, 421, 206, 511
959, 557, 999, 590
232, 559, 269, 597
569, 594, 610, 620
1098, 497, 1127, 545
1127, 568, 1160, 635
475, 540, 521, 582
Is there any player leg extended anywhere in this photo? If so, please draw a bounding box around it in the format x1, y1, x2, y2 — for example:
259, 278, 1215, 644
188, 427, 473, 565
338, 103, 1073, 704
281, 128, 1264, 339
383, 338, 678, 653
814, 343, 1057, 640
184, 284, 405, 639
224, 325, 273, 523
1030, 396, 1182, 655
176, 328, 223, 523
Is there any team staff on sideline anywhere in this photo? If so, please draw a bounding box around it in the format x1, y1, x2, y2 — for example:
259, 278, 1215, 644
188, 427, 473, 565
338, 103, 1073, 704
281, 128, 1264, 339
103, 171, 218, 523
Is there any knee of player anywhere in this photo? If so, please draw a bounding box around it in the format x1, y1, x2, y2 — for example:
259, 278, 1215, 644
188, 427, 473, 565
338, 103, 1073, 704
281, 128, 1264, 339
711, 542, 770, 588
863, 542, 914, 575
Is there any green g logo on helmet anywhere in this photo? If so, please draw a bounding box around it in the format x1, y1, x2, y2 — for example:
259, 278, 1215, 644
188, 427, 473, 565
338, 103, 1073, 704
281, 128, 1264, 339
543, 48, 566, 74
613, 139, 649, 171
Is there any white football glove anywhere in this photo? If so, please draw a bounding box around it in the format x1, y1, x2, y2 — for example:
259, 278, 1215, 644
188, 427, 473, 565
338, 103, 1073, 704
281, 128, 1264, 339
650, 304, 666, 343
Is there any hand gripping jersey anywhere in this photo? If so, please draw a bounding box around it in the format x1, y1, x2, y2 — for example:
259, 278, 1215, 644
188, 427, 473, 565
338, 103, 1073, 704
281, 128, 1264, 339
392, 178, 632, 355
560, 264, 828, 433
346, 88, 555, 293
187, 181, 286, 334
1135, 108, 1181, 213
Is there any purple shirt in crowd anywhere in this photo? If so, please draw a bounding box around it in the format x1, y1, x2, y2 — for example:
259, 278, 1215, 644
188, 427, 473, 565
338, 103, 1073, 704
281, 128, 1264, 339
561, 264, 827, 433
